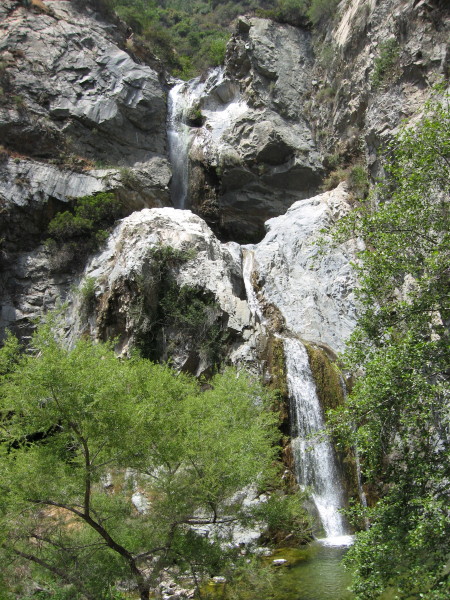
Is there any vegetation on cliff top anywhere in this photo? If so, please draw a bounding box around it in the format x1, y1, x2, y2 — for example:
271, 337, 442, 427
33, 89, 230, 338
83, 0, 338, 78
328, 90, 450, 599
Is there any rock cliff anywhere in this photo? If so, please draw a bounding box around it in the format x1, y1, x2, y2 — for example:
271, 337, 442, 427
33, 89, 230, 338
0, 0, 171, 339
0, 0, 448, 364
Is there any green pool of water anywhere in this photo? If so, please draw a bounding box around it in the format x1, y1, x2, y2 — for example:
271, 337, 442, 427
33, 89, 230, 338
205, 541, 354, 600
270, 542, 354, 600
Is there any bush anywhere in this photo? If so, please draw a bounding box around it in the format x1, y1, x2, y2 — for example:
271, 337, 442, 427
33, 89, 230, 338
47, 212, 92, 242
259, 0, 309, 27
321, 168, 348, 191
371, 39, 400, 89
307, 0, 340, 25
347, 164, 369, 198
46, 192, 121, 270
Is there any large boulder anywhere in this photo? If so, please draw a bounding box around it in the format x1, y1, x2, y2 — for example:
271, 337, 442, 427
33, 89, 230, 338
67, 208, 253, 374
249, 183, 361, 352
178, 18, 323, 243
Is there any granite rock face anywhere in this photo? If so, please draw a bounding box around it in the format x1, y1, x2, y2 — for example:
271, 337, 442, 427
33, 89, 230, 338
307, 0, 449, 179
179, 18, 323, 243
0, 0, 171, 247
67, 208, 253, 374
250, 183, 361, 353
0, 0, 167, 165
65, 185, 359, 374
0, 0, 171, 340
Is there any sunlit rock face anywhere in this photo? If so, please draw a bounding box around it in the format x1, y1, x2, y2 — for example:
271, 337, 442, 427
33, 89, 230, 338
181, 17, 323, 243
67, 208, 253, 374
251, 183, 361, 353
66, 185, 359, 375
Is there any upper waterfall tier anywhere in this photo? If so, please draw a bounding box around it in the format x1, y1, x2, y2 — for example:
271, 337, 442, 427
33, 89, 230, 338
167, 82, 191, 209
167, 68, 247, 210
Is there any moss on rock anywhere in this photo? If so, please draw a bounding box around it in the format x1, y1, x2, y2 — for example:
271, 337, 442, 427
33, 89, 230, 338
304, 342, 345, 415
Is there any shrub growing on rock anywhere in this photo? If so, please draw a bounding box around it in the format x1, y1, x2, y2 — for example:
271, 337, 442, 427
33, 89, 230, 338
46, 192, 121, 270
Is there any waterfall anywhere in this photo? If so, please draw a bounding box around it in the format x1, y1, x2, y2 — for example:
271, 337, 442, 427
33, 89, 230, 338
167, 82, 191, 209
284, 337, 352, 545
167, 68, 248, 210
242, 251, 352, 545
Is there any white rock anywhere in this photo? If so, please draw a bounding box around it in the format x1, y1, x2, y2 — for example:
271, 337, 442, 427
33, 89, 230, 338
272, 558, 288, 566
252, 183, 361, 351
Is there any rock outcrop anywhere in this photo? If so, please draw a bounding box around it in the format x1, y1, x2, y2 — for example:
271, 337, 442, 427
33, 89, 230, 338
174, 18, 323, 243
0, 0, 167, 164
67, 208, 252, 374
64, 184, 358, 374
250, 183, 361, 353
307, 0, 449, 179
0, 0, 172, 340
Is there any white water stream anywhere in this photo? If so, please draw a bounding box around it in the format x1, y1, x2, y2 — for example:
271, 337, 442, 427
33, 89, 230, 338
242, 249, 351, 545
167, 67, 248, 209
167, 82, 191, 209
284, 337, 351, 544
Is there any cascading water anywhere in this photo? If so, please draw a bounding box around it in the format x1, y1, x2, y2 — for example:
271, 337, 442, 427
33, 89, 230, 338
284, 337, 352, 545
167, 67, 248, 210
242, 249, 351, 545
167, 82, 190, 209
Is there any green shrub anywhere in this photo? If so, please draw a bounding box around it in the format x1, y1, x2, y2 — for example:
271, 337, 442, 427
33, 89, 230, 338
48, 211, 92, 242
119, 167, 139, 188
46, 192, 121, 270
321, 168, 348, 191
324, 153, 342, 171
316, 86, 335, 103
371, 39, 400, 89
307, 0, 340, 25
258, 0, 309, 27
206, 36, 228, 67
347, 164, 369, 198
79, 276, 97, 317
321, 164, 370, 198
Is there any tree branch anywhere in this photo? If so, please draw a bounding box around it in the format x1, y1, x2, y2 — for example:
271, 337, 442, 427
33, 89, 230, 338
5, 545, 96, 600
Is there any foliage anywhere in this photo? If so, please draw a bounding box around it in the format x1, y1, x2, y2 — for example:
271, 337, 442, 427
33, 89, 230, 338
328, 91, 450, 598
86, 0, 339, 78
321, 167, 347, 191
306, 0, 339, 25
0, 320, 306, 599
321, 163, 369, 200
371, 38, 400, 89
78, 277, 97, 319
132, 244, 228, 367
46, 192, 121, 270
101, 0, 273, 78
347, 164, 369, 199
258, 0, 309, 27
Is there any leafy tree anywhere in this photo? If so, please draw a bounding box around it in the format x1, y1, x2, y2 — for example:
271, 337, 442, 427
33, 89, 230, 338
0, 320, 299, 599
328, 90, 450, 598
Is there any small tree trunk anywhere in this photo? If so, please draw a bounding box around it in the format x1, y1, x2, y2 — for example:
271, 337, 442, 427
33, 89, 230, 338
138, 584, 150, 600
